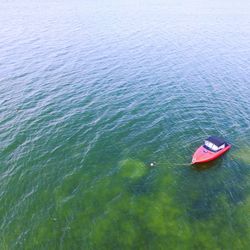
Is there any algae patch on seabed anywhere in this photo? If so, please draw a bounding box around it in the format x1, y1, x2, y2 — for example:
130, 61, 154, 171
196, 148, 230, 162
50, 159, 250, 249
3, 158, 250, 249
119, 159, 147, 179
189, 194, 250, 250
235, 147, 250, 164
87, 159, 193, 249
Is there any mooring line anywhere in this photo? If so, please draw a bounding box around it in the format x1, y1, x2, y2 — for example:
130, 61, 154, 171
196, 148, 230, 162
148, 161, 191, 167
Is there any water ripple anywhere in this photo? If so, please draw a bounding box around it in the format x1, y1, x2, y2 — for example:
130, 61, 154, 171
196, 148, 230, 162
1, 0, 250, 248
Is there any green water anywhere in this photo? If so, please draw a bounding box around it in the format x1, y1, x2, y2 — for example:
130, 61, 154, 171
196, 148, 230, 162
1, 0, 250, 249
1, 156, 249, 249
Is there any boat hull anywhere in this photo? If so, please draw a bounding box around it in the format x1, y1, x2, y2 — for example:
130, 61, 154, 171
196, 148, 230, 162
192, 145, 231, 164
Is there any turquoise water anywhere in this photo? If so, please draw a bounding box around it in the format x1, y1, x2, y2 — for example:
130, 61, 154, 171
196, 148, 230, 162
1, 0, 250, 249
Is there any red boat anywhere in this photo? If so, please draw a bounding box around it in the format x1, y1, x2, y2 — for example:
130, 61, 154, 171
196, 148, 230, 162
192, 136, 231, 164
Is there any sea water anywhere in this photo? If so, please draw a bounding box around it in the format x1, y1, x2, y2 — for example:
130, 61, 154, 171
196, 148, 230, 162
0, 0, 250, 249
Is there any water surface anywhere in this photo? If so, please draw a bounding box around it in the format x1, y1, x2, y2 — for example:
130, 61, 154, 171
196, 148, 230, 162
0, 0, 250, 249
